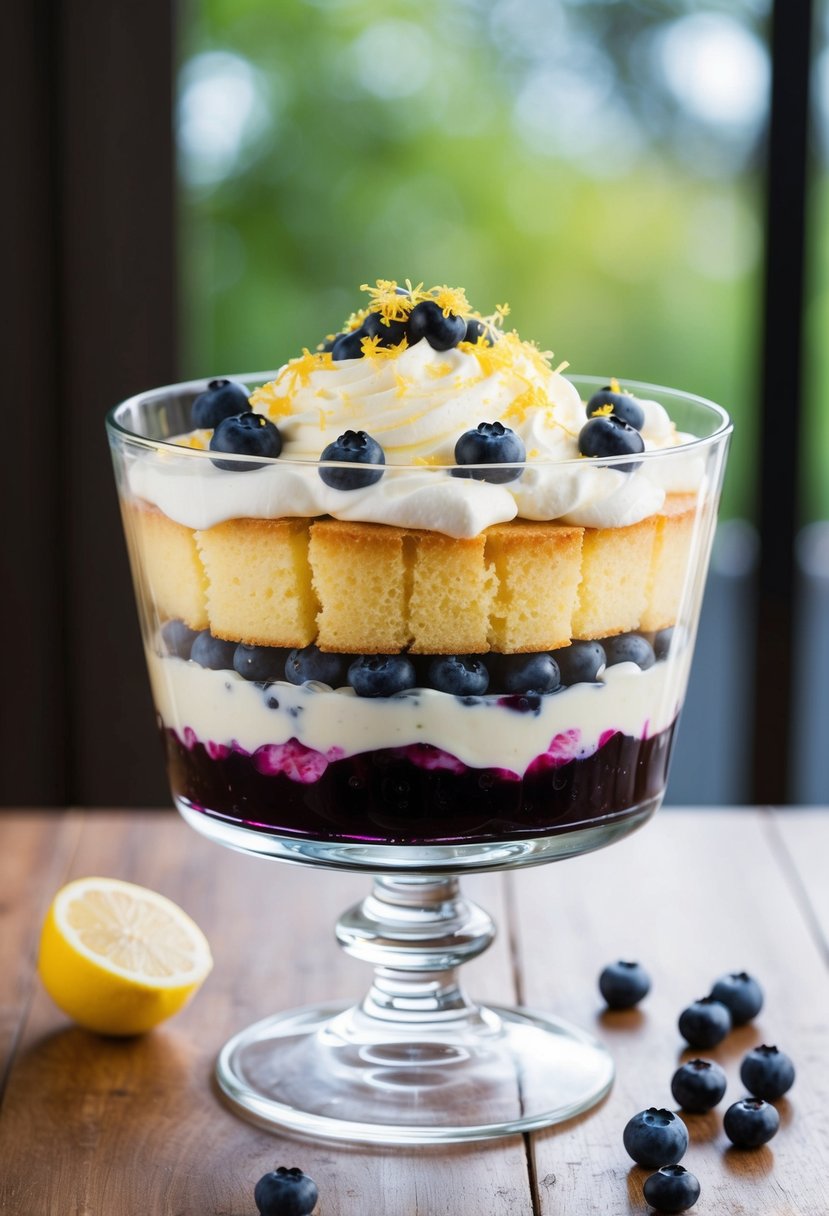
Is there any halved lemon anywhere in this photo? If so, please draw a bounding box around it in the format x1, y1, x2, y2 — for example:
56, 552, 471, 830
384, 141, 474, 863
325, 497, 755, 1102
38, 877, 213, 1036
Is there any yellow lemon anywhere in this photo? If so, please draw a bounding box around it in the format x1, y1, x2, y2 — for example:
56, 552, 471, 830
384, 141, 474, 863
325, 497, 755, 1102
38, 877, 213, 1036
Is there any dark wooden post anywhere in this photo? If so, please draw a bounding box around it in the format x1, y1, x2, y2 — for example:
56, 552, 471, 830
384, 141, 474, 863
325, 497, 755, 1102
751, 0, 814, 803
3, 0, 177, 805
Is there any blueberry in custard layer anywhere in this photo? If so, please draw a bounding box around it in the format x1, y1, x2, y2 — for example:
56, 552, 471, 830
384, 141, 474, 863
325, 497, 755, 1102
151, 624, 680, 843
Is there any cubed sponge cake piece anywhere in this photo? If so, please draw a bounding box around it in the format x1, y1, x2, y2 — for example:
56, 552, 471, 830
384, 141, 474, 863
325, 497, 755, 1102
572, 517, 657, 640
310, 519, 409, 653
408, 531, 495, 654
196, 517, 318, 647
129, 502, 208, 630
640, 493, 698, 631
486, 521, 584, 653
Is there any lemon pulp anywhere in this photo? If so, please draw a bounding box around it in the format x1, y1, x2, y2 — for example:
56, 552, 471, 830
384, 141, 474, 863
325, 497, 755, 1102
38, 877, 213, 1036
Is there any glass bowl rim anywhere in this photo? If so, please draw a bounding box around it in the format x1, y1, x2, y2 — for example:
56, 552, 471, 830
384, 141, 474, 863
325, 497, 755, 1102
106, 371, 732, 473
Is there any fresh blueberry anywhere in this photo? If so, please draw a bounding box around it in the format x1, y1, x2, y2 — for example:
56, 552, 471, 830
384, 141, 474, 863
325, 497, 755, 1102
254, 1166, 319, 1216
678, 997, 732, 1048
464, 317, 498, 345
577, 414, 644, 470
452, 422, 526, 484
190, 630, 237, 672
499, 693, 542, 714
233, 644, 286, 682
348, 654, 417, 697
160, 619, 199, 660
709, 971, 764, 1025
623, 1107, 688, 1168
553, 640, 606, 685
598, 960, 651, 1009
191, 377, 251, 429
603, 633, 655, 670
285, 644, 347, 687
210, 412, 282, 471
586, 386, 646, 431
319, 430, 385, 491
500, 653, 560, 695
654, 627, 675, 660
331, 327, 367, 360
643, 1165, 701, 1213
670, 1059, 727, 1113
427, 655, 489, 695
740, 1045, 795, 1101
407, 299, 466, 350
723, 1098, 780, 1148
362, 310, 408, 347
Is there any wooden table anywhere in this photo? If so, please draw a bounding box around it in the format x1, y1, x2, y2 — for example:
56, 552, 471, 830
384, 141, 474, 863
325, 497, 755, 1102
1, 808, 828, 1215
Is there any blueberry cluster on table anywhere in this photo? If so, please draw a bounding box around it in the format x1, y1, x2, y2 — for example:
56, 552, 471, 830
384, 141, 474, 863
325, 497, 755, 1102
600, 963, 795, 1211
161, 620, 675, 699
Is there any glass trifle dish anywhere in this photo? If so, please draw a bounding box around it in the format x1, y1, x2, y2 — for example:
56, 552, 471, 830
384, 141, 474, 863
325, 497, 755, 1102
108, 280, 731, 1144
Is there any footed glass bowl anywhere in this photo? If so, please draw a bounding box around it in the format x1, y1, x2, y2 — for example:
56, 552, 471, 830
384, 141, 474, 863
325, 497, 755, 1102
107, 376, 730, 1143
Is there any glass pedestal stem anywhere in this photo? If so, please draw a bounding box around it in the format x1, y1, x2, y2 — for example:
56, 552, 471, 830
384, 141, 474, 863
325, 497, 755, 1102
337, 876, 494, 1026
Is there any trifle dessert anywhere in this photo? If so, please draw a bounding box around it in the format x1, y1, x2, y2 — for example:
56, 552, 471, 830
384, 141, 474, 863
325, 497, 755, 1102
111, 280, 728, 850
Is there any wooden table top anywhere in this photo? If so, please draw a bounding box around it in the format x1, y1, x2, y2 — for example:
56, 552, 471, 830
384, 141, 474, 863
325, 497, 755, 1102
1, 807, 828, 1215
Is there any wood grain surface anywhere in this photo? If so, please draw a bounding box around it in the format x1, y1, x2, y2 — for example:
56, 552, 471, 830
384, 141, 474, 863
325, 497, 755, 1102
0, 808, 827, 1215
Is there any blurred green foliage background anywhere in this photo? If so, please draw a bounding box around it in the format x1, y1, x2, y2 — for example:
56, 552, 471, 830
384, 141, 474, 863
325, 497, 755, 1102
176, 0, 820, 522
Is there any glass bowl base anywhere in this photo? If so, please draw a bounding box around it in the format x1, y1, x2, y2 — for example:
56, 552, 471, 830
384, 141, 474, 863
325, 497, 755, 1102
179, 800, 659, 874
216, 999, 614, 1145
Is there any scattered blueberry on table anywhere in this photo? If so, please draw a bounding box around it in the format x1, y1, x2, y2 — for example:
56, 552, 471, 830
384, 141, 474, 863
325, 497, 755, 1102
740, 1045, 795, 1101
598, 960, 651, 1009
642, 1164, 701, 1213
254, 1167, 319, 1216
678, 996, 732, 1048
709, 971, 763, 1025
670, 1058, 727, 1113
623, 1107, 688, 1167
723, 1098, 780, 1148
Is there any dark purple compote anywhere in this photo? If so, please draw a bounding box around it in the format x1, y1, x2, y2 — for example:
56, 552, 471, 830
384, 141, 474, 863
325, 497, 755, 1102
163, 723, 676, 846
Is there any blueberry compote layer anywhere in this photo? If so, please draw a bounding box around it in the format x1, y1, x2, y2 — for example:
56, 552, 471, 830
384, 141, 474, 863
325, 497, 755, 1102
164, 723, 675, 846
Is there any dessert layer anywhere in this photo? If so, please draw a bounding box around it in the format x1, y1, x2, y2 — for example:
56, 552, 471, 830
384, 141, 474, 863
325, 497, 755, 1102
165, 725, 676, 845
128, 361, 705, 539
130, 500, 697, 652
145, 643, 689, 779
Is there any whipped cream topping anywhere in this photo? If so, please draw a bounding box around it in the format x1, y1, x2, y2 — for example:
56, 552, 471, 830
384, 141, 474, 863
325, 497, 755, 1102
128, 311, 704, 537
127, 355, 695, 539
146, 643, 691, 779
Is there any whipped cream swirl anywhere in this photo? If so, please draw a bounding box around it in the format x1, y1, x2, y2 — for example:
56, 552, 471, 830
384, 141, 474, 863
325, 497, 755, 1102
129, 336, 703, 537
